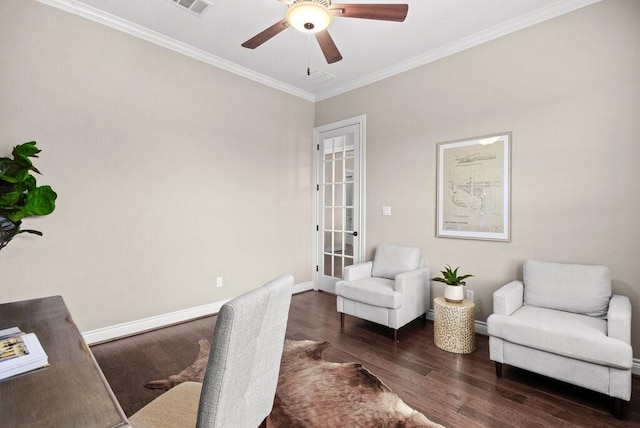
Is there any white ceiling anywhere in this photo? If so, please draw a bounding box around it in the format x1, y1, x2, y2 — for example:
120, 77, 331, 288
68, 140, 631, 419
39, 0, 600, 101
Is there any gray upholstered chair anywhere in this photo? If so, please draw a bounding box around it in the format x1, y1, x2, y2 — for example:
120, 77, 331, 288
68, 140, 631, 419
487, 260, 632, 418
335, 244, 430, 342
129, 274, 294, 427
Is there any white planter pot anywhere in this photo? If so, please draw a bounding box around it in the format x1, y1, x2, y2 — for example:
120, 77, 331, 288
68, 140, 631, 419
444, 285, 464, 303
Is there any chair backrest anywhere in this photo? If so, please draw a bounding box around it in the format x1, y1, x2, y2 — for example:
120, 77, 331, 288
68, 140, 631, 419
196, 275, 294, 428
523, 260, 611, 318
371, 244, 422, 280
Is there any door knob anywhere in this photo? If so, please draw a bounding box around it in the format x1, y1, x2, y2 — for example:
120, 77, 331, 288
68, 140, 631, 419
350, 231, 358, 237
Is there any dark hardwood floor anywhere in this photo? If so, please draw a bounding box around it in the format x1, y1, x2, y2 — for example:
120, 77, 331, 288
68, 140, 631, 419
92, 291, 640, 427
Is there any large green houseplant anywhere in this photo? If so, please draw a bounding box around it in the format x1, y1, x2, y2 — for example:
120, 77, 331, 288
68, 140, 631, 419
0, 141, 57, 250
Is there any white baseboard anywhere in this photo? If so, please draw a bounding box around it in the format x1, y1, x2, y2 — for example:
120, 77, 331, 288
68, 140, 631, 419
427, 308, 640, 375
293, 281, 314, 294
83, 281, 314, 345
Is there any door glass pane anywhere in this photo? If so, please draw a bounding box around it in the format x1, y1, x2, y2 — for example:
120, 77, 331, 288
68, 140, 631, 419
345, 158, 354, 181
345, 208, 354, 230
335, 159, 344, 184
345, 182, 354, 207
334, 207, 343, 231
334, 255, 344, 279
324, 208, 332, 229
324, 161, 333, 184
324, 254, 332, 276
334, 184, 343, 208
323, 231, 332, 252
324, 184, 333, 207
324, 138, 334, 162
345, 147, 354, 159
333, 232, 343, 252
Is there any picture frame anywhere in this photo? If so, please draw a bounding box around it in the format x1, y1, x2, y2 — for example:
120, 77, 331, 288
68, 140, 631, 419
436, 132, 511, 241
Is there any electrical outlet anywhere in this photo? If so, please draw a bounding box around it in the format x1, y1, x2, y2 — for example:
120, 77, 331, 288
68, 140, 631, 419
466, 289, 474, 302
216, 277, 223, 288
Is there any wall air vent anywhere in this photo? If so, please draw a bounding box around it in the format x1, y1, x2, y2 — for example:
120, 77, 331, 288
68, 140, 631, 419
170, 0, 213, 16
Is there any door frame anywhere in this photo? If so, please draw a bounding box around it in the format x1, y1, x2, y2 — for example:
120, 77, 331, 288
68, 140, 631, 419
312, 115, 366, 291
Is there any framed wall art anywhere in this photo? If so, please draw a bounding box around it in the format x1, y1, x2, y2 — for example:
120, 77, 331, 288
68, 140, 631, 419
436, 132, 511, 241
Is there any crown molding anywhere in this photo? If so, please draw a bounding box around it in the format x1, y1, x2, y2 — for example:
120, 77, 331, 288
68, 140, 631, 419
36, 0, 316, 102
38, 0, 600, 104
314, 0, 603, 101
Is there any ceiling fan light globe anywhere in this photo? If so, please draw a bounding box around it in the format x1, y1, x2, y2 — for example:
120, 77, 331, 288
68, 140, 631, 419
286, 2, 333, 33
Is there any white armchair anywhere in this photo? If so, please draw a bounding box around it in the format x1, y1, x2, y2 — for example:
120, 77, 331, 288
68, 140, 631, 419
335, 244, 430, 342
487, 260, 633, 418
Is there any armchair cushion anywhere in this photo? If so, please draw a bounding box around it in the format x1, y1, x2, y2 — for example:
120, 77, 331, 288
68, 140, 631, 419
523, 260, 611, 317
488, 305, 632, 369
371, 244, 421, 280
335, 277, 400, 309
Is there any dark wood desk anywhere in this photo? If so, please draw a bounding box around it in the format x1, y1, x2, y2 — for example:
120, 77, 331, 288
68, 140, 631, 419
0, 296, 130, 428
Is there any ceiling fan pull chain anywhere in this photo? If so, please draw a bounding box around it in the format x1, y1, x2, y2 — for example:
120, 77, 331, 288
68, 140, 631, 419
307, 30, 311, 76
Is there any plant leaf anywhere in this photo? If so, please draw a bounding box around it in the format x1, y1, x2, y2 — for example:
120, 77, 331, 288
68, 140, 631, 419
0, 189, 22, 207
433, 265, 473, 285
12, 141, 40, 169
22, 174, 37, 191
0, 162, 29, 184
24, 185, 57, 216
0, 158, 13, 176
16, 229, 43, 236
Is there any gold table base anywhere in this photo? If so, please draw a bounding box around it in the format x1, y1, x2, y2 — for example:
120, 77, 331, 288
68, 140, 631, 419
434, 297, 476, 354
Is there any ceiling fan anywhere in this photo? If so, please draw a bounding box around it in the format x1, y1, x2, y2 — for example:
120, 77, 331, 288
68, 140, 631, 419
241, 0, 409, 64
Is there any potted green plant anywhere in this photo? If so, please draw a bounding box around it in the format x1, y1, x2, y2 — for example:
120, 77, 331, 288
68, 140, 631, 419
0, 141, 57, 250
432, 265, 473, 303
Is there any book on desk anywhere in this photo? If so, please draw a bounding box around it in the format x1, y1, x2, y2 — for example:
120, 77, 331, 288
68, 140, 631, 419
0, 326, 49, 381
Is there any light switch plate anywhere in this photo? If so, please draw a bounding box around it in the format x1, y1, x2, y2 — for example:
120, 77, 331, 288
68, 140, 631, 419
382, 206, 392, 216
466, 289, 474, 302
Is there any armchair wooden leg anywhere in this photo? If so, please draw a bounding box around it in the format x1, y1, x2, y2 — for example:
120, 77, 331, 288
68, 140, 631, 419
612, 398, 626, 420
495, 362, 503, 378
393, 329, 398, 343
340, 312, 344, 326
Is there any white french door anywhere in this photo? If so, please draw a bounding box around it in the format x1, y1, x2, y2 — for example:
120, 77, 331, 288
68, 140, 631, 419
314, 116, 365, 293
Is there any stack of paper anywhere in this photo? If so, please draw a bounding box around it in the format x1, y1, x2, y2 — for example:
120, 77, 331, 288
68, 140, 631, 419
0, 327, 49, 381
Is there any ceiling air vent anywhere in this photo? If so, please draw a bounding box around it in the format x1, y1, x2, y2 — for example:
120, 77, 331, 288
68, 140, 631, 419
300, 69, 335, 85
170, 0, 212, 16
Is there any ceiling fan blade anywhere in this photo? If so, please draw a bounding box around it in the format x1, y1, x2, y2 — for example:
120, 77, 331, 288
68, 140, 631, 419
329, 4, 408, 22
315, 30, 343, 64
241, 19, 289, 49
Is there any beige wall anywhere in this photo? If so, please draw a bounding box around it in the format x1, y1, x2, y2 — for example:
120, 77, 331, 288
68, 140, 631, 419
0, 1, 314, 331
316, 0, 640, 355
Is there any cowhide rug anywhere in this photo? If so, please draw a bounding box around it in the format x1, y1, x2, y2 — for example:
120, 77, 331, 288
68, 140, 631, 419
146, 339, 444, 428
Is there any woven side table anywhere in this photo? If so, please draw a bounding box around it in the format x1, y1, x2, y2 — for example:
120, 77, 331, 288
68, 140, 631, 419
433, 297, 476, 354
